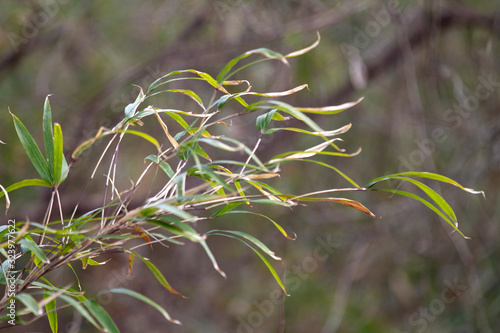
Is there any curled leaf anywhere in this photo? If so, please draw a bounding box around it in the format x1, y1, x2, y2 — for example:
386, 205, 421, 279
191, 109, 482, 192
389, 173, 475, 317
297, 197, 379, 219
296, 97, 363, 114
285, 31, 321, 58
268, 138, 343, 164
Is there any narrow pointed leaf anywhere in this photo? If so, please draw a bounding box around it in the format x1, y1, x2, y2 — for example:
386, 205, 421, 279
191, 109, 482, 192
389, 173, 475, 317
43, 96, 54, 180
264, 123, 352, 137
366, 172, 485, 197
211, 235, 288, 295
53, 123, 63, 185
11, 113, 51, 182
152, 202, 196, 222
130, 250, 183, 296
296, 97, 363, 114
83, 301, 119, 333
19, 238, 49, 263
224, 210, 294, 240
166, 89, 204, 109
124, 87, 145, 117
212, 202, 242, 217
58, 294, 103, 330
250, 246, 288, 295
115, 130, 160, 151
299, 159, 361, 188
0, 179, 52, 200
256, 110, 276, 132
207, 230, 281, 260
43, 290, 58, 333
378, 189, 469, 238
268, 138, 342, 164
152, 108, 178, 148
216, 48, 287, 84
109, 288, 181, 325
390, 177, 457, 223
294, 197, 379, 219
16, 293, 42, 315
199, 240, 226, 278
134, 226, 153, 249
285, 31, 320, 58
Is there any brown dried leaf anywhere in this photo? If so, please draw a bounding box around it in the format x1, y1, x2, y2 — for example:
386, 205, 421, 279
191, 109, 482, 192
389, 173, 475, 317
134, 226, 153, 249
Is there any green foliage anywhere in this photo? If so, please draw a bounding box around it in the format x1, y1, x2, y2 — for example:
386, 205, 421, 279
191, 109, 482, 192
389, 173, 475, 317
0, 37, 483, 331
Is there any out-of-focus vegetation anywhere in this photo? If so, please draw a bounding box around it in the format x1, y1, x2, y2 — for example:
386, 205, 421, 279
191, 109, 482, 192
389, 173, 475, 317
0, 1, 498, 332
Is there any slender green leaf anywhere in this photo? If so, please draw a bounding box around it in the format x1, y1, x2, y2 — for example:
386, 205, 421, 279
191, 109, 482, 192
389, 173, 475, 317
144, 155, 175, 178
124, 87, 145, 117
159, 162, 175, 178
391, 177, 457, 223
264, 123, 352, 137
11, 113, 51, 182
151, 202, 196, 222
216, 48, 287, 83
145, 217, 201, 242
198, 240, 226, 278
0, 179, 52, 200
209, 235, 287, 295
108, 288, 181, 325
31, 280, 81, 297
198, 137, 242, 152
256, 110, 276, 132
58, 294, 103, 330
128, 250, 183, 296
59, 155, 69, 183
249, 244, 287, 295
114, 130, 160, 150
224, 210, 294, 240
53, 123, 63, 185
43, 290, 58, 333
19, 238, 49, 263
207, 230, 281, 260
83, 300, 119, 333
377, 189, 469, 238
212, 202, 242, 217
149, 232, 185, 245
165, 89, 204, 109
149, 69, 218, 92
367, 175, 458, 224
366, 172, 485, 197
193, 144, 211, 161
199, 165, 232, 191
16, 293, 42, 315
43, 96, 54, 180
145, 154, 161, 164
300, 159, 361, 188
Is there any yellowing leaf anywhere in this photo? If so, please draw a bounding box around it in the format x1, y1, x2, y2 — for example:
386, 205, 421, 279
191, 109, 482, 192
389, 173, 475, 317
268, 138, 342, 164
127, 254, 134, 277
152, 107, 178, 148
314, 197, 379, 218
242, 173, 280, 180
134, 226, 153, 249
296, 97, 363, 114
285, 31, 320, 58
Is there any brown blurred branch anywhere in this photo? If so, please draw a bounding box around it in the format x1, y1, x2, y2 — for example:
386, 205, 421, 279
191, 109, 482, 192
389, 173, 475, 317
328, 4, 500, 104
68, 3, 214, 150
0, 41, 34, 74
0, 11, 60, 74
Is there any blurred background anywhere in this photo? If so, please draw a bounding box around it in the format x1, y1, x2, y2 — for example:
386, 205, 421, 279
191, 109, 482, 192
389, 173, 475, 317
1, 0, 499, 332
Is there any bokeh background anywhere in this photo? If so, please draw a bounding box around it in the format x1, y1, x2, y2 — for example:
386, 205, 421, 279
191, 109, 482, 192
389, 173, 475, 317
1, 0, 499, 332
